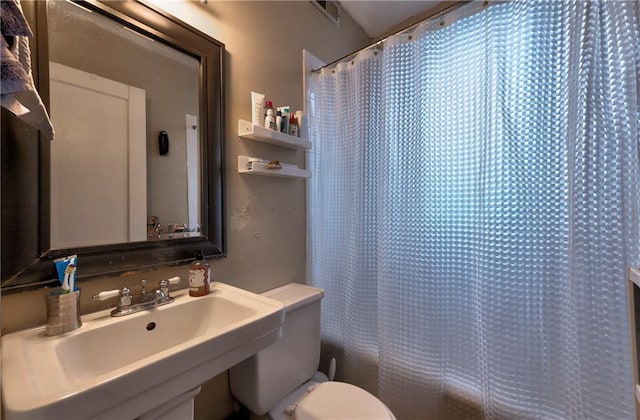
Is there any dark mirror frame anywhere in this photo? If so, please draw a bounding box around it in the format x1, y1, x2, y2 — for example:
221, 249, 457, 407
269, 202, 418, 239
1, 0, 226, 294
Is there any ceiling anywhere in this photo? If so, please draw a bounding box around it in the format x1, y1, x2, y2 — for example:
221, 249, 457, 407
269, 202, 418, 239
340, 1, 456, 39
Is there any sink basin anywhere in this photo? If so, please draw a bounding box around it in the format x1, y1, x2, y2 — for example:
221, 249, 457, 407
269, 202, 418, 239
2, 282, 285, 420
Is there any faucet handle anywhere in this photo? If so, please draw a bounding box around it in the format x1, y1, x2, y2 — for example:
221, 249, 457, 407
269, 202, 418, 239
159, 276, 181, 297
92, 289, 120, 301
92, 287, 132, 307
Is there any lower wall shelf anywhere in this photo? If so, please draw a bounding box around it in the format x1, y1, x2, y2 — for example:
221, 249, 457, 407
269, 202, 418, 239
238, 155, 311, 179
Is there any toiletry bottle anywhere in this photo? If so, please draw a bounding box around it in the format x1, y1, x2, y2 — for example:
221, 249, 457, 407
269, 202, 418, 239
264, 101, 275, 130
189, 250, 210, 297
276, 110, 283, 132
295, 110, 304, 137
288, 114, 298, 137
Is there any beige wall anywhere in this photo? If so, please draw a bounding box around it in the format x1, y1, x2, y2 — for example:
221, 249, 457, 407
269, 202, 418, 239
1, 2, 369, 419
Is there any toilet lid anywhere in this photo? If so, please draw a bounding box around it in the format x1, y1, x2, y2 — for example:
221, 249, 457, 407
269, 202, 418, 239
294, 382, 394, 420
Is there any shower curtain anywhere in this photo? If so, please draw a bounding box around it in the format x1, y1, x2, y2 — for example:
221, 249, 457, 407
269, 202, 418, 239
307, 1, 640, 419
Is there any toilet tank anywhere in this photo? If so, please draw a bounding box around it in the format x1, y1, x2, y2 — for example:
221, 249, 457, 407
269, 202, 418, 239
229, 283, 324, 415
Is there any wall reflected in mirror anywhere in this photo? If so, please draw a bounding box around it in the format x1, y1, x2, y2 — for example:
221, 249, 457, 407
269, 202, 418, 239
48, 0, 201, 249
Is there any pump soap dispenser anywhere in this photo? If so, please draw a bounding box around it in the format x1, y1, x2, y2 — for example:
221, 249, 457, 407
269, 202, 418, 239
189, 250, 210, 297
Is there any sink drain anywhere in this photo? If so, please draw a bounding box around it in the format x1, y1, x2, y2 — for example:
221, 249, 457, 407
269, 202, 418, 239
146, 322, 156, 331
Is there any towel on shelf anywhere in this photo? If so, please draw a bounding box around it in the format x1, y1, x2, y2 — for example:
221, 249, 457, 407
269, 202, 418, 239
1, 0, 54, 139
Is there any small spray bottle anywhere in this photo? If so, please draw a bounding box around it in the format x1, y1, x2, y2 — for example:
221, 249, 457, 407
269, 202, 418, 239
288, 114, 298, 137
264, 101, 275, 130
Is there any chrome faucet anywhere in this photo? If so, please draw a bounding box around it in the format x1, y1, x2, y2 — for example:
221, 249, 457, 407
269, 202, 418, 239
92, 277, 181, 317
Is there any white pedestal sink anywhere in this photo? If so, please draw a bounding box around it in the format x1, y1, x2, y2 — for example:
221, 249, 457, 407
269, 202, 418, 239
2, 282, 285, 420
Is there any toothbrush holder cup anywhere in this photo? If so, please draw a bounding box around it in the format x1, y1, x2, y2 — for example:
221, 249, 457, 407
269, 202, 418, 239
45, 289, 82, 336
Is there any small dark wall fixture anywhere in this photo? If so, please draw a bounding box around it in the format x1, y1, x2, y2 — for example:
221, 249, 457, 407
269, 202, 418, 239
158, 130, 169, 155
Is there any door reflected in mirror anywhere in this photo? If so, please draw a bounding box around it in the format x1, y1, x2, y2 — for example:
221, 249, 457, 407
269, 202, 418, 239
48, 0, 201, 249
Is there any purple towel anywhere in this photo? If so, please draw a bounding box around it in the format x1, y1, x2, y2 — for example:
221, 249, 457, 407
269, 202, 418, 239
1, 0, 32, 93
1, 0, 33, 37
0, 0, 54, 139
1, 35, 30, 94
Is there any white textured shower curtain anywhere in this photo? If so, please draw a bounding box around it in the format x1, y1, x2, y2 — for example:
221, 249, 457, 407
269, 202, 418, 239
307, 1, 640, 419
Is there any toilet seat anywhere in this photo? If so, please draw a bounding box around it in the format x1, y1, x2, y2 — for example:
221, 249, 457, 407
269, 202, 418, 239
293, 382, 395, 420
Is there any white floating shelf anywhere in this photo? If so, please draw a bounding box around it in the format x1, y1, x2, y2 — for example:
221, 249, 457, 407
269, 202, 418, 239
238, 119, 311, 150
238, 155, 311, 179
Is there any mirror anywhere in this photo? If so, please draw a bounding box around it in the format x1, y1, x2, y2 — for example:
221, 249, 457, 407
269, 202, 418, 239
48, 0, 201, 248
1, 0, 225, 293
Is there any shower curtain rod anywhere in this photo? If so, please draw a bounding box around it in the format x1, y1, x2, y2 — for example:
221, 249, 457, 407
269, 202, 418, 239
312, 0, 474, 72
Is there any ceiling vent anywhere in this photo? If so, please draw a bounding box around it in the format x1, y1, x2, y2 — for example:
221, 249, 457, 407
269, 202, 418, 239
311, 0, 340, 27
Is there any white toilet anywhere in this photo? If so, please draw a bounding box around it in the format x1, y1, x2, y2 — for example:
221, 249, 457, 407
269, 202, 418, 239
229, 283, 395, 420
